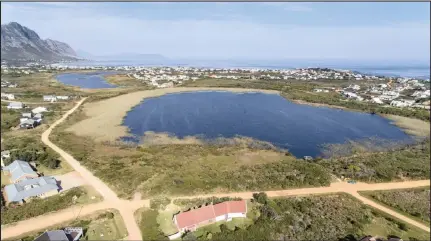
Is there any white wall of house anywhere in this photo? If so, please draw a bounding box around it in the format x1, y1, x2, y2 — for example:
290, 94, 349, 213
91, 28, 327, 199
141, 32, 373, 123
228, 212, 246, 219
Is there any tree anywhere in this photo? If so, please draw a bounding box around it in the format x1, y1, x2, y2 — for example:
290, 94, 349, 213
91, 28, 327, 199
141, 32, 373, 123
253, 192, 268, 204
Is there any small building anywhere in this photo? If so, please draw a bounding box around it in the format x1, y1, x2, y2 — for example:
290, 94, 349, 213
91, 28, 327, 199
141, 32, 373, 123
2, 160, 38, 183
32, 106, 48, 114
33, 113, 43, 120
7, 102, 23, 109
33, 227, 83, 241
56, 95, 69, 100
22, 112, 32, 118
1, 150, 11, 168
173, 200, 247, 233
1, 93, 15, 100
43, 95, 57, 102
4, 176, 59, 203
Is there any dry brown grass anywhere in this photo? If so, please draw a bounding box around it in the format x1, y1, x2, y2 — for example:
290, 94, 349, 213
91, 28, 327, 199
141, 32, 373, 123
385, 114, 430, 137
66, 87, 280, 142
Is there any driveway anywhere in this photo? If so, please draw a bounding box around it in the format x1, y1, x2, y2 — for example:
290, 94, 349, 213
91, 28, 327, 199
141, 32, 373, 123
54, 171, 87, 192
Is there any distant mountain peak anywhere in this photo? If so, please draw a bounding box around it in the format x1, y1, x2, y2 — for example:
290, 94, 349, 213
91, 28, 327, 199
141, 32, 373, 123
1, 22, 77, 61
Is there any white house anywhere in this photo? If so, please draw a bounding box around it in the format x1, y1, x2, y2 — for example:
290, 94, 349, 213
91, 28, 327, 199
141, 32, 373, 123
390, 99, 415, 108
1, 93, 15, 100
173, 200, 247, 234
371, 97, 383, 104
56, 95, 69, 100
32, 106, 48, 114
43, 95, 57, 102
7, 102, 23, 109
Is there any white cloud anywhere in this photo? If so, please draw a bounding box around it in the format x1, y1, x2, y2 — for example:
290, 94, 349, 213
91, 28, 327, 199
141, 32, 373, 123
1, 2, 429, 62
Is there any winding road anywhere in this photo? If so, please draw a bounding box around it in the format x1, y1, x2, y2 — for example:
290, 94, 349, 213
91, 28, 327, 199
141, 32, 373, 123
1, 97, 430, 240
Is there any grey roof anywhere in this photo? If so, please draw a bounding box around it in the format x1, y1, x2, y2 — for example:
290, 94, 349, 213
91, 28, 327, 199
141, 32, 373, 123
3, 160, 37, 182
33, 230, 69, 241
4, 176, 58, 202
43, 95, 56, 98
1, 150, 10, 156
8, 102, 22, 108
34, 113, 43, 119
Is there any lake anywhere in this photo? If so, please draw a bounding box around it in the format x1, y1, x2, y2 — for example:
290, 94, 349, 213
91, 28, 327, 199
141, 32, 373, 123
122, 91, 413, 158
56, 72, 117, 89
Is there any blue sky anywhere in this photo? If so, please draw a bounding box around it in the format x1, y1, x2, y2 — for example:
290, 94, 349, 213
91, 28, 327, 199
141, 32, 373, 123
1, 2, 430, 63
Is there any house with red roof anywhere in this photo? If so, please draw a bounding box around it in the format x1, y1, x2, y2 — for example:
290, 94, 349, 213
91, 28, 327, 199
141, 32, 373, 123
173, 200, 247, 233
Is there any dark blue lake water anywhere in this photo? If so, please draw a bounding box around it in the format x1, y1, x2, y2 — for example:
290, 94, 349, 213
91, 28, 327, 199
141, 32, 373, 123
122, 91, 413, 158
56, 72, 117, 89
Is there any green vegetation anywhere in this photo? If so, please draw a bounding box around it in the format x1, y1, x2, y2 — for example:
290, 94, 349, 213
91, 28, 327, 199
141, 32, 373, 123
4, 210, 128, 241
317, 140, 430, 182
1, 108, 21, 132
2, 135, 62, 171
360, 187, 430, 224
51, 130, 332, 198
150, 196, 171, 210
202, 193, 429, 241
136, 209, 167, 241
1, 187, 99, 225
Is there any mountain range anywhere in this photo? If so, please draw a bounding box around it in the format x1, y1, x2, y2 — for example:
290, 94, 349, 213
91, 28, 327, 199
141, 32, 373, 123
1, 22, 78, 61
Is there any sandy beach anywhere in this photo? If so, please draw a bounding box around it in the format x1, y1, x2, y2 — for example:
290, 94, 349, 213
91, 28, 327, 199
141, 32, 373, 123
67, 87, 280, 142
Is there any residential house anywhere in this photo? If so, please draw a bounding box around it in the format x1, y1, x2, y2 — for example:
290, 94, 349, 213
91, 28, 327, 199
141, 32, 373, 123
22, 112, 32, 118
1, 150, 11, 168
56, 95, 69, 100
33, 113, 43, 120
1, 93, 15, 100
4, 176, 59, 203
33, 227, 83, 241
20, 119, 37, 129
173, 200, 247, 233
371, 97, 383, 104
390, 100, 415, 108
43, 95, 57, 102
7, 102, 23, 109
32, 106, 48, 114
3, 160, 38, 183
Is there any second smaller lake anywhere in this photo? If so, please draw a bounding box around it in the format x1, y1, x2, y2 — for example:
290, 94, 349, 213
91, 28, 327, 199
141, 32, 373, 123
56, 72, 117, 89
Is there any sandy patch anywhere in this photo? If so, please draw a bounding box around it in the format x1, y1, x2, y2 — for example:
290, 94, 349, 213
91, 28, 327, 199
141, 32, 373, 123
67, 87, 279, 142
385, 114, 430, 138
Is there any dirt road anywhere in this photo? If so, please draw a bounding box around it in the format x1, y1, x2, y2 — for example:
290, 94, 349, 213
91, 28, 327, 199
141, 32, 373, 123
2, 97, 429, 240
40, 97, 143, 241
2, 180, 428, 239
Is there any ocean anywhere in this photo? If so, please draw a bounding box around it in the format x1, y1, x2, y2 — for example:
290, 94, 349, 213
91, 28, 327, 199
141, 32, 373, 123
57, 60, 430, 79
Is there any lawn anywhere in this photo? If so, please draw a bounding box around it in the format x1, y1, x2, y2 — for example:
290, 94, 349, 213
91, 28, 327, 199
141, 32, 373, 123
85, 211, 128, 240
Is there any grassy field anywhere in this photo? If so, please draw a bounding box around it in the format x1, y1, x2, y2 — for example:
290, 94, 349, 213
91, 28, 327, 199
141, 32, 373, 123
359, 187, 430, 225
1, 186, 102, 225
51, 126, 332, 198
104, 73, 151, 87
3, 209, 128, 241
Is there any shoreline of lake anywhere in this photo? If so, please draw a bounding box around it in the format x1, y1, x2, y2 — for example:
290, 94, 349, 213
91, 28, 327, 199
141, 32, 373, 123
67, 87, 280, 142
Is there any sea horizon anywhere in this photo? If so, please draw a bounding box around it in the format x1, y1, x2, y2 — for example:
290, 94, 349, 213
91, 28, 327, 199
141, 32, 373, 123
57, 59, 430, 79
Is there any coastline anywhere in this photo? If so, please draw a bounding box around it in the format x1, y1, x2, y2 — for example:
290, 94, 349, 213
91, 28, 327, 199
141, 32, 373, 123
66, 87, 280, 142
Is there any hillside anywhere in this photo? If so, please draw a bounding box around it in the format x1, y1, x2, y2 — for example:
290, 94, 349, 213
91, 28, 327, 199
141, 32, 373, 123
1, 22, 77, 61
